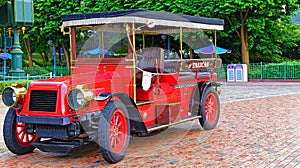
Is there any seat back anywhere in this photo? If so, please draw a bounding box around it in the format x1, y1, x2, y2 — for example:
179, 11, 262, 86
137, 47, 164, 73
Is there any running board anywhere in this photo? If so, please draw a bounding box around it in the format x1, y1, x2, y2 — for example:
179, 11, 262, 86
147, 115, 201, 132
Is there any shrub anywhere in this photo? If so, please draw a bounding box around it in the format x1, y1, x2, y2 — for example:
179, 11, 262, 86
0, 80, 31, 94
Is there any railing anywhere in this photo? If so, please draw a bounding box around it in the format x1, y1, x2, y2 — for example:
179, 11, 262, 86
0, 74, 54, 93
0, 74, 54, 89
23, 66, 71, 76
0, 66, 70, 92
215, 64, 227, 79
1, 62, 300, 82
249, 62, 300, 79
0, 66, 70, 76
216, 62, 300, 79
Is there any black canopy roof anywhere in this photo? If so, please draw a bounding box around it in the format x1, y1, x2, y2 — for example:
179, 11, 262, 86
62, 9, 223, 25
62, 9, 224, 31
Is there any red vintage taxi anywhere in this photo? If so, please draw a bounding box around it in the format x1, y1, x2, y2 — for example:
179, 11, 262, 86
2, 9, 224, 163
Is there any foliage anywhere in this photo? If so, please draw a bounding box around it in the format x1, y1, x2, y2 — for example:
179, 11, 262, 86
32, 57, 53, 67
22, 66, 70, 76
22, 0, 84, 67
0, 0, 6, 6
0, 80, 29, 93
123, 0, 300, 64
23, 67, 49, 75
193, 0, 300, 63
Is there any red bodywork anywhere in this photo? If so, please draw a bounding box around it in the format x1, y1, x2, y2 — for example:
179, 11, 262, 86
19, 57, 220, 128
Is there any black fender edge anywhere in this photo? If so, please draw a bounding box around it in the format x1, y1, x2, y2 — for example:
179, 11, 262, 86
199, 81, 222, 105
96, 92, 147, 135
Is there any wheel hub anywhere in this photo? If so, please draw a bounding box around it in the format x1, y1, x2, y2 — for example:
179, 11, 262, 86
207, 99, 213, 113
113, 125, 119, 136
205, 93, 218, 124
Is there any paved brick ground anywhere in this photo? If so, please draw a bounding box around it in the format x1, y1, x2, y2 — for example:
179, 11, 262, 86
0, 100, 7, 153
0, 82, 300, 167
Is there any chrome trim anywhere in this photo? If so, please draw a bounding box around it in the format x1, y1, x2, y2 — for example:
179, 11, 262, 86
95, 92, 111, 101
175, 82, 197, 89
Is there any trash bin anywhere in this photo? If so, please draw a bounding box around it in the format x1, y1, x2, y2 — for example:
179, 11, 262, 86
227, 64, 248, 82
227, 64, 235, 82
235, 64, 248, 82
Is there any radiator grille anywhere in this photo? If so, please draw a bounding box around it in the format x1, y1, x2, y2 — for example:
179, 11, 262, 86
29, 90, 57, 112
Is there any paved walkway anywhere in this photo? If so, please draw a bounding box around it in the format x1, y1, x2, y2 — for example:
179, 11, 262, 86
0, 100, 7, 153
0, 82, 300, 167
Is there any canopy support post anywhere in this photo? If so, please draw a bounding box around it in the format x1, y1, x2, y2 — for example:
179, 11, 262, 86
167, 34, 170, 60
180, 27, 183, 70
213, 30, 217, 73
102, 31, 104, 58
142, 32, 145, 49
132, 23, 137, 103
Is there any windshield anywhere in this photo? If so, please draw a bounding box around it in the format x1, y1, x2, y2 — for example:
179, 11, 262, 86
75, 23, 220, 60
76, 24, 128, 59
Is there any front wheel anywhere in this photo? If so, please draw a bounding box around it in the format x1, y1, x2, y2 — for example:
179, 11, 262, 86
199, 87, 220, 130
98, 100, 130, 163
3, 108, 38, 155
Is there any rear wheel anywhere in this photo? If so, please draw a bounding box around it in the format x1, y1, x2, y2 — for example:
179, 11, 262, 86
199, 87, 220, 130
3, 108, 38, 154
98, 100, 130, 163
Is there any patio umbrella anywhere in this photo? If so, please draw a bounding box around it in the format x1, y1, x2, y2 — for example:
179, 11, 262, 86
0, 52, 12, 59
84, 43, 114, 55
194, 42, 231, 54
0, 53, 11, 76
84, 48, 115, 55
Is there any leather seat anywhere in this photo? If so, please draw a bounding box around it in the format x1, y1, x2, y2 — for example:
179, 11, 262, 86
136, 47, 164, 87
137, 47, 164, 73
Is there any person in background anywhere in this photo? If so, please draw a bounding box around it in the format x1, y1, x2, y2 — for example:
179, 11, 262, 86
170, 48, 179, 59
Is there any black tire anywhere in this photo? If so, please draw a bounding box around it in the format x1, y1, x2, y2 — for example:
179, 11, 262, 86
98, 101, 130, 163
199, 87, 220, 130
190, 86, 201, 116
3, 108, 38, 155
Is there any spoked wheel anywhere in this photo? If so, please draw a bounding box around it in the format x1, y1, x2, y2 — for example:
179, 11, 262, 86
3, 108, 38, 154
199, 87, 220, 130
98, 100, 130, 163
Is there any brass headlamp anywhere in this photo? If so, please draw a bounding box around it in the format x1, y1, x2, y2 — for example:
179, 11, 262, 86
2, 84, 27, 107
67, 84, 94, 110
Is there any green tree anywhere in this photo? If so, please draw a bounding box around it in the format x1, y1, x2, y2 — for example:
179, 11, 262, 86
125, 0, 300, 64
24, 0, 85, 68
83, 0, 125, 11
0, 0, 7, 6
194, 0, 299, 65
24, 0, 126, 68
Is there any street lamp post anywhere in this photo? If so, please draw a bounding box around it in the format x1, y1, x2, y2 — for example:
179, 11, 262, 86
53, 38, 56, 77
0, 0, 34, 77
10, 27, 25, 76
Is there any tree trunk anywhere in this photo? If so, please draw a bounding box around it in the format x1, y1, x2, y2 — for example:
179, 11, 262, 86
24, 38, 33, 67
57, 41, 62, 65
58, 48, 62, 66
43, 48, 49, 62
39, 52, 45, 61
58, 49, 62, 66
62, 43, 70, 69
240, 23, 250, 72
239, 9, 250, 72
240, 25, 249, 64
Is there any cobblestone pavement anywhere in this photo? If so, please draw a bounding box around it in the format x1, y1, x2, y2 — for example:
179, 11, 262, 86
0, 82, 300, 167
